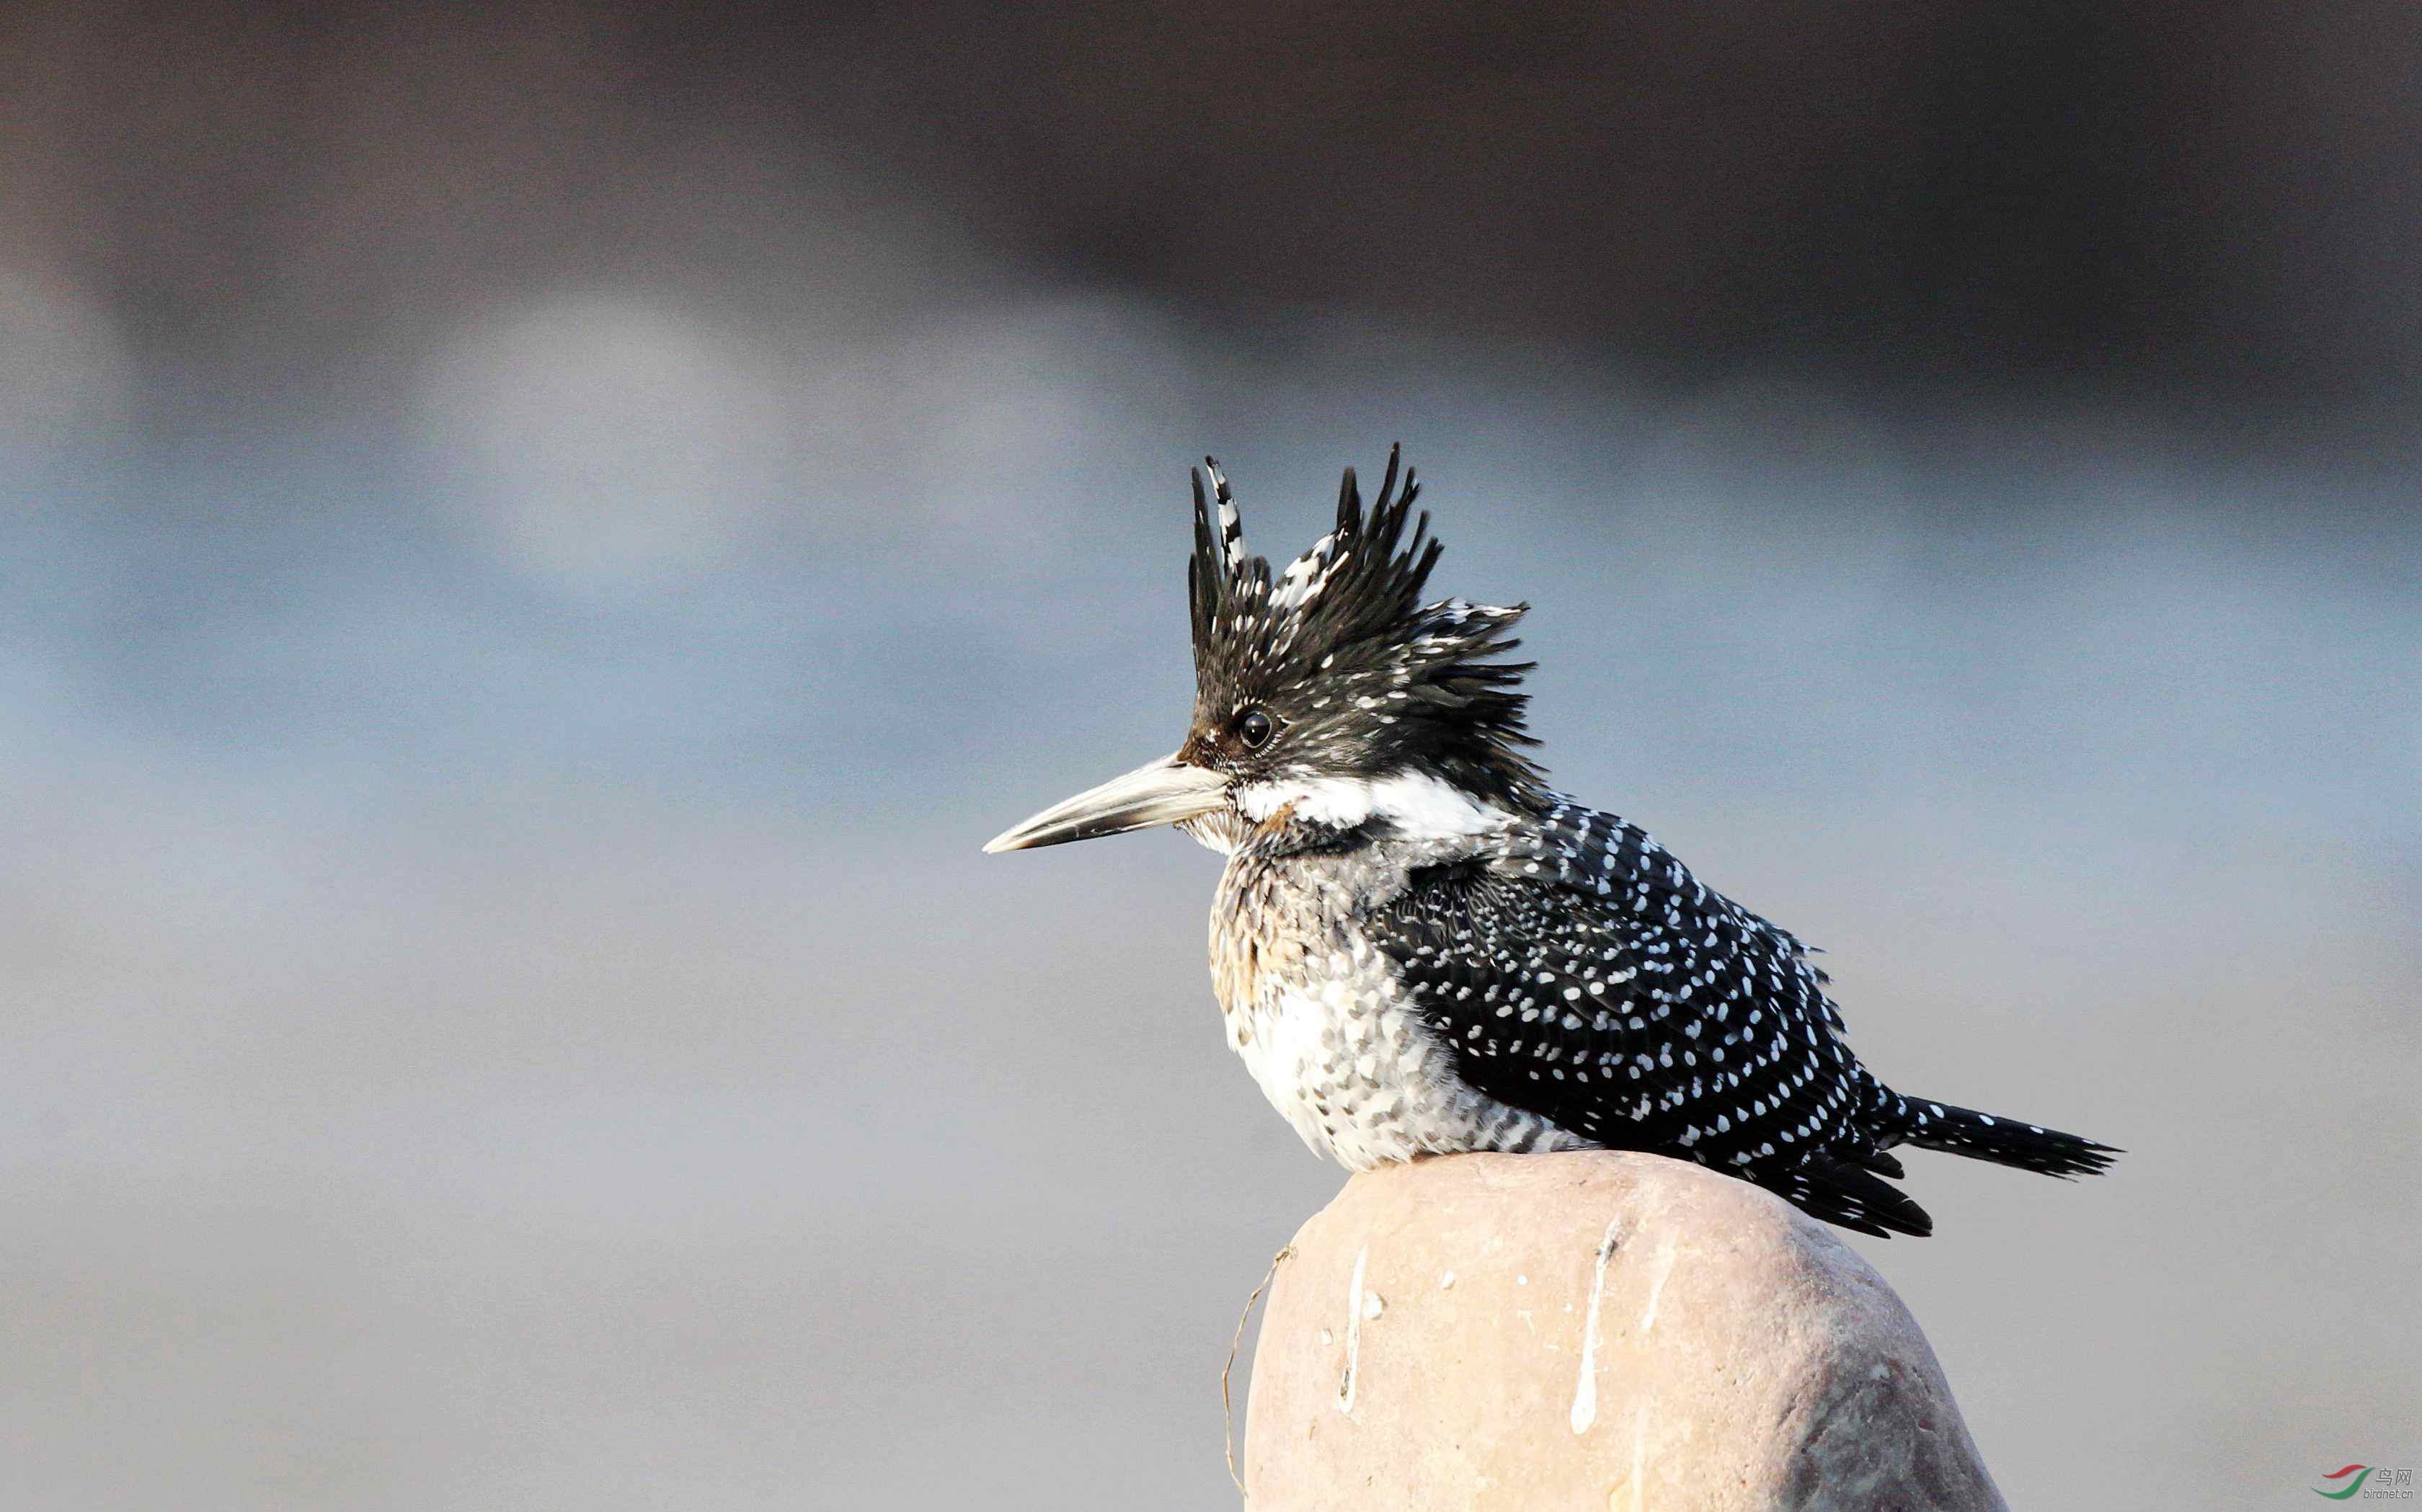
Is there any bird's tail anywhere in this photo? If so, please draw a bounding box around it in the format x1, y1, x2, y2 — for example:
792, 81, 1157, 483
1886, 1093, 2119, 1178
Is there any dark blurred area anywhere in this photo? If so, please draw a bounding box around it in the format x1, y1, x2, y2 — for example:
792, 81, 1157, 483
9, 0, 2422, 424
0, 6, 2414, 1511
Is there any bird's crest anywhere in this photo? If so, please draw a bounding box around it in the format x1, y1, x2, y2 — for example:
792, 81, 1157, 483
1185, 447, 1543, 802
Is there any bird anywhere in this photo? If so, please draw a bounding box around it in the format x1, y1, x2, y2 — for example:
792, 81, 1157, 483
985, 448, 2116, 1237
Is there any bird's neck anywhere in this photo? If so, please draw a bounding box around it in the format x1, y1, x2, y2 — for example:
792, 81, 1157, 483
1232, 769, 1522, 845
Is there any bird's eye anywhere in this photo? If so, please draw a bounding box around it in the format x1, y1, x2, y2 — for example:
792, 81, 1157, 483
1237, 710, 1275, 750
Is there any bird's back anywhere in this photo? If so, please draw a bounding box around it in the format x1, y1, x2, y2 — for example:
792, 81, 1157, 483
1379, 800, 1888, 1170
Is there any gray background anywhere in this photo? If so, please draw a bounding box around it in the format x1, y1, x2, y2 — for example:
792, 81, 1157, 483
1, 4, 2416, 1508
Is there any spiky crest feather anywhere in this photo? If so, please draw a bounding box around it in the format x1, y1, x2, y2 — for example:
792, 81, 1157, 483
1184, 447, 1545, 805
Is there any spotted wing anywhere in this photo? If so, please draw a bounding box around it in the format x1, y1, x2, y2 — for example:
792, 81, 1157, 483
1375, 801, 1932, 1237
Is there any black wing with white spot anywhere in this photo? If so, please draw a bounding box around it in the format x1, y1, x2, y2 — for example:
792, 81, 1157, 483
1375, 800, 1935, 1237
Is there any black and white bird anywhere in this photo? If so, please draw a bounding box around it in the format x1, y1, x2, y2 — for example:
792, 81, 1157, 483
986, 449, 2116, 1237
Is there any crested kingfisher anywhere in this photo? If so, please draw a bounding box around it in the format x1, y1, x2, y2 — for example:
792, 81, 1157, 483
985, 450, 2116, 1237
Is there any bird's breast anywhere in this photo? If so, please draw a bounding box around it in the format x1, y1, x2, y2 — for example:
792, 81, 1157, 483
1207, 855, 1323, 1023
1206, 858, 1480, 1168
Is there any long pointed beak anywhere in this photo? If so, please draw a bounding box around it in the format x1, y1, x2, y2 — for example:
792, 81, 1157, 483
983, 753, 1230, 853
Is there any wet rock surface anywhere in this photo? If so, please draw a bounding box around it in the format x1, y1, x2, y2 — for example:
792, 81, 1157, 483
1243, 1151, 2008, 1511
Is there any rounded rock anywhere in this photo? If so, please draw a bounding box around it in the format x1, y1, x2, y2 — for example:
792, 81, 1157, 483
1243, 1150, 2008, 1511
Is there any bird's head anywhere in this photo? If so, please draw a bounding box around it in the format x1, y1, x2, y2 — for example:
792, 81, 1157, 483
985, 447, 1543, 856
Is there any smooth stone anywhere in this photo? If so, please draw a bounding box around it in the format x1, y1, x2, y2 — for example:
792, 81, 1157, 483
1244, 1150, 2008, 1511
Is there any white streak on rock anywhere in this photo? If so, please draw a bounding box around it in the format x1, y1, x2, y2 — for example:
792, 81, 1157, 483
1571, 1216, 1623, 1434
1338, 1244, 1370, 1415
1638, 1234, 1677, 1333
1628, 1400, 1648, 1511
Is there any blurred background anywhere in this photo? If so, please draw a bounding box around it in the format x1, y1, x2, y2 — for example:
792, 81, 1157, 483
1, 2, 2416, 1507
